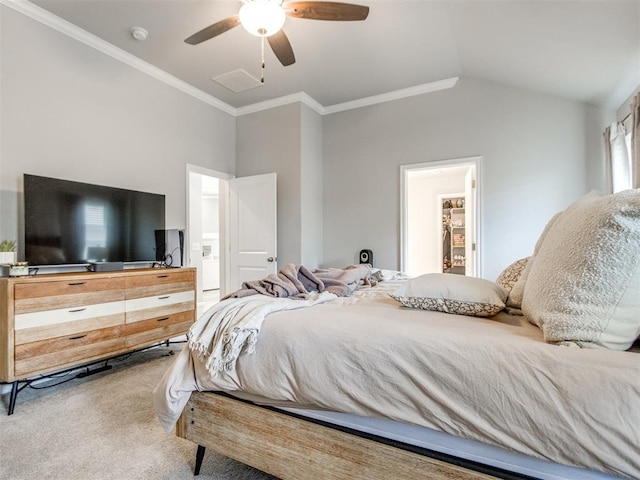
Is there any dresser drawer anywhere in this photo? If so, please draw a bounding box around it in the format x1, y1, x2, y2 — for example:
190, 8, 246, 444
125, 290, 195, 324
15, 278, 126, 315
14, 325, 126, 378
125, 310, 194, 349
126, 271, 195, 300
14, 301, 125, 345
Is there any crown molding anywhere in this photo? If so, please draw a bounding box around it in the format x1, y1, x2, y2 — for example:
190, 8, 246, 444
236, 92, 326, 116
3, 0, 459, 118
234, 78, 459, 117
323, 77, 459, 115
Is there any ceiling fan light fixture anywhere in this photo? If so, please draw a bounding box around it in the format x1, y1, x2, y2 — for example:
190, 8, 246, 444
239, 0, 286, 37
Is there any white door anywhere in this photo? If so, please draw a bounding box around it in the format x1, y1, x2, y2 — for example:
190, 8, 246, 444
228, 173, 277, 292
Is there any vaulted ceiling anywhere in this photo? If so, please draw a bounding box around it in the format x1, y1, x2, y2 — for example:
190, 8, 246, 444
25, 0, 640, 110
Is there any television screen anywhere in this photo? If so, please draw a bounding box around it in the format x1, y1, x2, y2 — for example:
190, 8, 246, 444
24, 174, 166, 266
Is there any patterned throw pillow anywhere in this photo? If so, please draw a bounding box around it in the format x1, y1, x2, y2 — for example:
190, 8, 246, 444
391, 273, 508, 318
496, 257, 530, 292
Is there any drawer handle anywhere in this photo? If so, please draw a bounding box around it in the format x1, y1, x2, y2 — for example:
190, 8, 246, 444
68, 282, 86, 286
158, 295, 170, 300
69, 308, 87, 313
157, 275, 169, 278
157, 317, 170, 322
69, 335, 86, 340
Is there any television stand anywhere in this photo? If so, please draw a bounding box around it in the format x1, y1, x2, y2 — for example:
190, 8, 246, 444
0, 267, 196, 414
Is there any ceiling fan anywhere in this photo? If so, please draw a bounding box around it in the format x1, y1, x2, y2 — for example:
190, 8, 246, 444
185, 0, 370, 67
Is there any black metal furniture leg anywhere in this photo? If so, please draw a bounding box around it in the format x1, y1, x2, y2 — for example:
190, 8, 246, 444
8, 381, 18, 415
194, 445, 206, 475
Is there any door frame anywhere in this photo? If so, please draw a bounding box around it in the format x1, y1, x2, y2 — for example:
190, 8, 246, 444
186, 164, 234, 302
400, 156, 482, 277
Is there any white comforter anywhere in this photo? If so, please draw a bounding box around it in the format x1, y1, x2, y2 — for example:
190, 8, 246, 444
154, 281, 640, 479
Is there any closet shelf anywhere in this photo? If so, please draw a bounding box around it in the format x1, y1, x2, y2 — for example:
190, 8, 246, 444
442, 196, 466, 275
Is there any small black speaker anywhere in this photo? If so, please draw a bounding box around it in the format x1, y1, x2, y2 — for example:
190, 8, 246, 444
359, 249, 373, 265
155, 229, 184, 267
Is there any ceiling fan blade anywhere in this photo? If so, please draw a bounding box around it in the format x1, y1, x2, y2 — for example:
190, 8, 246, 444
268, 30, 296, 66
185, 15, 240, 45
283, 2, 369, 21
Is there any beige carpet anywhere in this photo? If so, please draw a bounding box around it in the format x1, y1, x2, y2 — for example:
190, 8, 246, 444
0, 346, 276, 480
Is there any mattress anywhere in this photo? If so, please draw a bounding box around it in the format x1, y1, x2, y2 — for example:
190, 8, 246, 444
273, 405, 620, 480
154, 280, 640, 479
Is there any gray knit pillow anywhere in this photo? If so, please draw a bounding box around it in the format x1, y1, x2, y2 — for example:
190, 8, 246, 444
522, 190, 640, 350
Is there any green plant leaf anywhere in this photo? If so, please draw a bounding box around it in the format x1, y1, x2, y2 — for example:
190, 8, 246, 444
0, 240, 17, 252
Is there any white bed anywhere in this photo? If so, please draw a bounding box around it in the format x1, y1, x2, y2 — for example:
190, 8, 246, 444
155, 280, 640, 479
155, 189, 640, 480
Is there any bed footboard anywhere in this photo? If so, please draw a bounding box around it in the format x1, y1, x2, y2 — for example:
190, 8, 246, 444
176, 391, 503, 480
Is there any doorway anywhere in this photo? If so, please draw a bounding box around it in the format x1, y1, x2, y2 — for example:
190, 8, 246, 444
200, 175, 220, 299
186, 164, 232, 308
401, 157, 481, 278
186, 166, 278, 311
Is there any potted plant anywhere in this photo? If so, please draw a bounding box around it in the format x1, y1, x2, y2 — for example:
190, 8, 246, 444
0, 240, 17, 265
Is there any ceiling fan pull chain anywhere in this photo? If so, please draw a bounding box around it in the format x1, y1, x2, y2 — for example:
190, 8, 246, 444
260, 36, 265, 84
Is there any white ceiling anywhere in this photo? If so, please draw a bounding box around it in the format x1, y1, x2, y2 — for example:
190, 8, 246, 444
24, 0, 640, 111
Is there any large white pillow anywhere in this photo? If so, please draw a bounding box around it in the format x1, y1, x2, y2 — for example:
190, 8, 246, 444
507, 211, 562, 309
522, 190, 640, 349
391, 273, 508, 317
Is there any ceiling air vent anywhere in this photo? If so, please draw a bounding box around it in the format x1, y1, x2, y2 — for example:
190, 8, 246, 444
212, 69, 263, 93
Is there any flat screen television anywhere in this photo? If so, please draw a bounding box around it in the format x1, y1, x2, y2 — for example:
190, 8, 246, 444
24, 174, 166, 266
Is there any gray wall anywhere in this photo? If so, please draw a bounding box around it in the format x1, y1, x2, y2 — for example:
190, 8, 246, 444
299, 104, 323, 268
322, 77, 615, 280
0, 6, 236, 255
236, 103, 324, 269
236, 103, 302, 268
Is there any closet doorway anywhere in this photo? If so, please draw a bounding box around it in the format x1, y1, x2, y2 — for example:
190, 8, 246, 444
401, 157, 481, 278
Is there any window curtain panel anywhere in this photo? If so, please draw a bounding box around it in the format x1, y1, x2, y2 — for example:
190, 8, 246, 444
604, 122, 632, 193
632, 93, 640, 189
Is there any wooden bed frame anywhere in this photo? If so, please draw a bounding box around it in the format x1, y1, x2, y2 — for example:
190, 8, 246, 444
176, 391, 533, 480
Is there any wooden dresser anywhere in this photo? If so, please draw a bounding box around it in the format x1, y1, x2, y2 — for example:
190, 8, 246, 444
0, 267, 196, 400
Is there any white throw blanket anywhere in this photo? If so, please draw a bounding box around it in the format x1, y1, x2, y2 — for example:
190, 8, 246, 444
188, 291, 336, 376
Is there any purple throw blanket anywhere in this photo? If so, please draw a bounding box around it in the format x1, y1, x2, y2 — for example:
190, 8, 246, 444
223, 263, 374, 300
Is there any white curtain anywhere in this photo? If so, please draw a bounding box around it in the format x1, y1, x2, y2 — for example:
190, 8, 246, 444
605, 92, 640, 192
632, 93, 640, 189
604, 122, 632, 193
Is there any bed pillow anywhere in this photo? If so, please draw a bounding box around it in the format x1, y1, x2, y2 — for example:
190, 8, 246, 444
507, 212, 563, 309
522, 190, 640, 349
496, 257, 529, 293
391, 273, 508, 317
